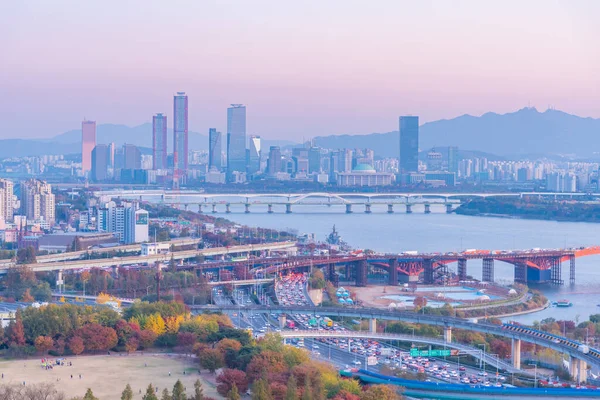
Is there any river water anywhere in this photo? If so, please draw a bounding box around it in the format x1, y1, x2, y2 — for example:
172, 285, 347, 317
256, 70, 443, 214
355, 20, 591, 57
214, 202, 600, 325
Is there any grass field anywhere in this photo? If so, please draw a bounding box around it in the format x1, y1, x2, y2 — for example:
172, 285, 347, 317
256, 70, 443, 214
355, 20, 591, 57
0, 353, 221, 399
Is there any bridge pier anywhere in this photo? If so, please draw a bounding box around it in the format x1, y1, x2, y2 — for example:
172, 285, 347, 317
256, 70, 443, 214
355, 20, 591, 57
457, 259, 467, 280
327, 263, 336, 284
514, 263, 527, 284
56, 270, 64, 293
226, 203, 231, 213
511, 339, 521, 369
424, 203, 431, 214
364, 204, 371, 214
551, 256, 563, 285
212, 204, 217, 213
285, 204, 292, 214
112, 265, 119, 278
570, 357, 587, 383
244, 203, 251, 213
570, 255, 575, 284
345, 264, 352, 281
423, 259, 434, 284
446, 204, 453, 214
482, 258, 494, 282
345, 204, 353, 214
443, 327, 452, 343
184, 204, 188, 211
406, 204, 412, 214
355, 260, 367, 287
198, 204, 202, 213
387, 204, 394, 214
278, 314, 287, 329
369, 318, 377, 334
388, 259, 398, 286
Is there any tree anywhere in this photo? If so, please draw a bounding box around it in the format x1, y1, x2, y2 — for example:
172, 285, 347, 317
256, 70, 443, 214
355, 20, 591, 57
121, 384, 134, 400
21, 288, 35, 302
124, 336, 139, 353
172, 380, 186, 400
413, 296, 427, 308
216, 369, 249, 397
302, 376, 312, 400
360, 385, 401, 400
199, 348, 225, 373
161, 388, 172, 400
216, 338, 242, 354
227, 384, 241, 400
191, 379, 205, 400
34, 335, 54, 354
68, 336, 84, 355
83, 388, 99, 400
251, 378, 272, 400
139, 329, 158, 348
145, 313, 167, 336
74, 323, 118, 352
8, 310, 26, 347
285, 375, 298, 400
143, 384, 159, 400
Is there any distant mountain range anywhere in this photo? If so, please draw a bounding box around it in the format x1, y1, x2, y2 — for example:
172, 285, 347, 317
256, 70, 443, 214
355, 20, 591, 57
0, 107, 598, 159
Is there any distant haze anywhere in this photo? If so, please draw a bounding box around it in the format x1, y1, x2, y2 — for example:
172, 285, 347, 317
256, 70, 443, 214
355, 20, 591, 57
1, 1, 599, 140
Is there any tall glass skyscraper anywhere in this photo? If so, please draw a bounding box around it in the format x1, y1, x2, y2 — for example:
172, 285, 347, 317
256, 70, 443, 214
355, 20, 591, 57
81, 120, 96, 175
227, 104, 246, 180
399, 116, 419, 173
208, 128, 222, 170
152, 113, 167, 170
247, 135, 261, 175
173, 92, 188, 172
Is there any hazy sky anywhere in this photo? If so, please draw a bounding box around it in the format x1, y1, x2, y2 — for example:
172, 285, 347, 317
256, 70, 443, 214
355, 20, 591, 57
1, 0, 598, 140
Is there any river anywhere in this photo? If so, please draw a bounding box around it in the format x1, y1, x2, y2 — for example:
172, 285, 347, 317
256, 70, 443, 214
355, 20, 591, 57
212, 202, 600, 324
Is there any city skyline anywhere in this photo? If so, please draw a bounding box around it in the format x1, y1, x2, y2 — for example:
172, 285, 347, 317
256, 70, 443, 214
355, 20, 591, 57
2, 1, 598, 140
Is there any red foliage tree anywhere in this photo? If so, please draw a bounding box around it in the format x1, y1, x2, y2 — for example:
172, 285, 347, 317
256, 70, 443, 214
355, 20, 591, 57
34, 335, 54, 354
490, 339, 511, 359
216, 368, 249, 396
245, 350, 287, 382
9, 311, 26, 347
176, 332, 197, 352
124, 336, 139, 353
74, 323, 118, 352
68, 336, 84, 355
139, 329, 157, 349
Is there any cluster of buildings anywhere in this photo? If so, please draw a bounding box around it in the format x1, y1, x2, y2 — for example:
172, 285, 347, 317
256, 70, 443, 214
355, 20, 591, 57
79, 199, 149, 244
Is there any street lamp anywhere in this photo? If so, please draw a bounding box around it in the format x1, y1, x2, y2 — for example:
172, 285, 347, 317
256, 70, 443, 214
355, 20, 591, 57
529, 363, 538, 388
477, 344, 486, 370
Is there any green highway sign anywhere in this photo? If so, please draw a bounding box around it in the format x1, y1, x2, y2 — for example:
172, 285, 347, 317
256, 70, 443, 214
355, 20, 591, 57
410, 348, 458, 357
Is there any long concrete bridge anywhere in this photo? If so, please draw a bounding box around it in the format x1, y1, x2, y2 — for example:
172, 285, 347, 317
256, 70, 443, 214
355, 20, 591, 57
191, 304, 595, 382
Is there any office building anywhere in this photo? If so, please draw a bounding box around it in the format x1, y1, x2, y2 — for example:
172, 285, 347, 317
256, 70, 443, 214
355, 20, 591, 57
399, 116, 419, 173
267, 146, 282, 176
247, 135, 261, 175
227, 104, 247, 181
337, 164, 395, 187
123, 144, 141, 170
308, 147, 321, 174
339, 149, 353, 172
448, 146, 459, 173
208, 128, 222, 170
152, 113, 168, 170
91, 144, 109, 182
0, 179, 14, 223
20, 179, 55, 226
426, 151, 443, 171
173, 92, 188, 173
292, 148, 309, 176
81, 120, 96, 175
97, 201, 148, 244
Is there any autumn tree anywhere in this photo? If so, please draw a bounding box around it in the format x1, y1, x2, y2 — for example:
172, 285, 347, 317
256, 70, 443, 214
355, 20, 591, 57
216, 338, 242, 354
191, 379, 205, 400
199, 348, 225, 373
83, 388, 99, 400
285, 374, 298, 400
216, 369, 249, 397
360, 384, 402, 400
413, 296, 427, 308
139, 329, 158, 348
251, 377, 272, 400
74, 323, 118, 352
21, 288, 35, 302
246, 350, 287, 382
172, 380, 186, 400
34, 335, 54, 354
143, 384, 159, 400
8, 310, 26, 347
227, 384, 241, 400
121, 384, 134, 400
161, 388, 172, 400
68, 336, 85, 355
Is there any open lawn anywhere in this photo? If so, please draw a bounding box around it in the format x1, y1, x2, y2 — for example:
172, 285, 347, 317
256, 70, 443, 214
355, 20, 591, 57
0, 353, 222, 399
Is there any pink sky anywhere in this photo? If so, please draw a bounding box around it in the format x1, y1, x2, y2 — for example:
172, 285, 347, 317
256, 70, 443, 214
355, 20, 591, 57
1, 0, 598, 140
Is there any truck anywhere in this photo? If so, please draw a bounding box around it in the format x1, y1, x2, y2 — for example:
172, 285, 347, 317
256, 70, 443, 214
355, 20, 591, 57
578, 345, 590, 354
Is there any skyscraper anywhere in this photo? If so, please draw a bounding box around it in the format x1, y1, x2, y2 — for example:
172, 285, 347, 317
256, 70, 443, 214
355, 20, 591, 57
308, 147, 321, 174
108, 142, 115, 169
448, 146, 459, 174
227, 104, 246, 180
0, 179, 14, 222
81, 120, 96, 175
247, 135, 261, 175
153, 113, 168, 170
399, 116, 419, 173
91, 144, 109, 182
123, 144, 141, 170
267, 146, 282, 176
173, 92, 188, 173
208, 128, 222, 170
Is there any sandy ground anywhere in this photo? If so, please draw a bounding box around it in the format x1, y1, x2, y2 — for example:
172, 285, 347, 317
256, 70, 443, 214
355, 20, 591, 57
350, 285, 409, 308
0, 353, 222, 399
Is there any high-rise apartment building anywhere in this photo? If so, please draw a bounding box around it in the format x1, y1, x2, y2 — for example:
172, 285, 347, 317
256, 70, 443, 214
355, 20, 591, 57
292, 148, 309, 176
247, 135, 261, 175
399, 116, 419, 173
173, 92, 188, 173
227, 104, 247, 180
97, 201, 148, 244
20, 179, 55, 226
108, 142, 115, 169
81, 120, 97, 175
152, 113, 168, 170
0, 179, 14, 222
91, 144, 109, 182
208, 128, 222, 170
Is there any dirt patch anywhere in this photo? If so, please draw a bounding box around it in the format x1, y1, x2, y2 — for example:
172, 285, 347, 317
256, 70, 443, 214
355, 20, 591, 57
349, 285, 409, 308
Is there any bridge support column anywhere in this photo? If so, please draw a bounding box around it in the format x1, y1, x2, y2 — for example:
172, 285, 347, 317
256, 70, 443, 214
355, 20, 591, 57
244, 203, 251, 213
387, 204, 394, 214
423, 259, 434, 284
443, 327, 452, 343
268, 204, 273, 214
198, 204, 202, 213
457, 259, 467, 280
424, 204, 431, 214
286, 204, 292, 214
446, 204, 453, 214
345, 204, 352, 214
570, 357, 587, 383
388, 259, 398, 286
570, 255, 575, 284
327, 263, 336, 284
355, 260, 367, 287
364, 204, 371, 214
514, 263, 527, 284
482, 258, 494, 282
226, 204, 231, 213
212, 204, 217, 213
183, 204, 188, 211
345, 264, 351, 281
511, 339, 521, 369
369, 318, 377, 334
112, 265, 119, 278
551, 256, 563, 285
56, 270, 64, 293
406, 204, 412, 214
278, 314, 286, 329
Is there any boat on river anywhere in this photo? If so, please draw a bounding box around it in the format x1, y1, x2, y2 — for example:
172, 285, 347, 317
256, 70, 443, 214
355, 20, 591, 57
553, 299, 573, 307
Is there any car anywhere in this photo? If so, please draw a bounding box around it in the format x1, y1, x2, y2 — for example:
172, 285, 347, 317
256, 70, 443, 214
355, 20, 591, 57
353, 360, 362, 366
459, 366, 466, 372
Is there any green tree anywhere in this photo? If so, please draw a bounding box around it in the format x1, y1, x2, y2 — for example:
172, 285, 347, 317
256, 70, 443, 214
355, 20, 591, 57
121, 383, 134, 400
143, 384, 159, 400
83, 388, 99, 400
285, 374, 298, 400
161, 388, 172, 400
227, 384, 241, 400
172, 379, 186, 400
252, 378, 272, 400
199, 348, 225, 373
191, 379, 204, 400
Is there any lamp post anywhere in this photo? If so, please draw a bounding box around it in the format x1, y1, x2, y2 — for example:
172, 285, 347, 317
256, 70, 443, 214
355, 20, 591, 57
529, 363, 538, 388
477, 343, 487, 370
